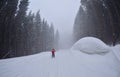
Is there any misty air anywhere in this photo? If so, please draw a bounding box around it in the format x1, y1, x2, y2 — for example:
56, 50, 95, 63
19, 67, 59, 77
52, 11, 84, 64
0, 0, 120, 77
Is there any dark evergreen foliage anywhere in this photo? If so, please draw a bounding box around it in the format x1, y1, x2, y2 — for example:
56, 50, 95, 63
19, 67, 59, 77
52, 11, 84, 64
54, 30, 60, 50
73, 0, 120, 46
0, 0, 59, 59
0, 0, 19, 58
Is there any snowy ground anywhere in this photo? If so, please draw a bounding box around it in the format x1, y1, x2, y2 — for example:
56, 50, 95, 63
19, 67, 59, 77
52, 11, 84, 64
0, 37, 120, 77
0, 47, 120, 77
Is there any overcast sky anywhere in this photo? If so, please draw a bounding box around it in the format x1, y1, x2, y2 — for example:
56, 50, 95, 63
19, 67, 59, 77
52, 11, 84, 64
28, 0, 80, 33
28, 0, 80, 49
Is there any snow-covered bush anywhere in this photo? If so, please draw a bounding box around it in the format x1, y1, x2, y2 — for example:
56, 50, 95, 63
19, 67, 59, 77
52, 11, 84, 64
71, 37, 110, 54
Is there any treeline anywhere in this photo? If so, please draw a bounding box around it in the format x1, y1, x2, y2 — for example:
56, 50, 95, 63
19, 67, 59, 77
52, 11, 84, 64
0, 0, 59, 59
73, 0, 120, 45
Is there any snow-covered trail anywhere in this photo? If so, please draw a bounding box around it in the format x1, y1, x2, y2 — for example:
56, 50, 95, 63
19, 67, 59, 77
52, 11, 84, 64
0, 49, 120, 77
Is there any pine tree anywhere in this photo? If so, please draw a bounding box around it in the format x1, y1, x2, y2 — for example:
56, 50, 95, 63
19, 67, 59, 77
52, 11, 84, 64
0, 0, 58, 58
0, 0, 18, 58
34, 10, 42, 53
14, 0, 29, 56
42, 20, 49, 51
104, 0, 120, 45
49, 23, 54, 49
54, 30, 59, 50
0, 0, 7, 11
73, 0, 120, 45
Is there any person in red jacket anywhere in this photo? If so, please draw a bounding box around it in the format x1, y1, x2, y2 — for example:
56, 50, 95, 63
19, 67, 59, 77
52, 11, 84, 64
51, 48, 55, 58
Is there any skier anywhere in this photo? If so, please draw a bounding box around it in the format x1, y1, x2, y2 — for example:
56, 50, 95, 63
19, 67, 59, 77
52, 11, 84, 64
51, 48, 55, 58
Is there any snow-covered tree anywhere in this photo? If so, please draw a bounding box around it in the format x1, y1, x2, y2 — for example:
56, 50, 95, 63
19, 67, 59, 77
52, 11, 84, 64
0, 0, 19, 58
73, 0, 120, 45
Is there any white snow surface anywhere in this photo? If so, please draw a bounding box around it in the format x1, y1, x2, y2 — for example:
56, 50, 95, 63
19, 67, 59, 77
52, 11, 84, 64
0, 48, 120, 77
71, 37, 110, 54
111, 45, 120, 61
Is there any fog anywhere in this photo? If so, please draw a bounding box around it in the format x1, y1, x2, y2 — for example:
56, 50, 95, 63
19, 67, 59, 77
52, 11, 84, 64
28, 0, 80, 49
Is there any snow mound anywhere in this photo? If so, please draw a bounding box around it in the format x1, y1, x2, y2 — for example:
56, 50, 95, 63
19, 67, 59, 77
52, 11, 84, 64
71, 37, 110, 54
111, 45, 120, 60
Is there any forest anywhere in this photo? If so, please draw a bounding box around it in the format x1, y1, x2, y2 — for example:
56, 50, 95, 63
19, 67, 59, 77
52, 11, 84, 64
73, 0, 120, 45
0, 0, 59, 59
1, 0, 120, 59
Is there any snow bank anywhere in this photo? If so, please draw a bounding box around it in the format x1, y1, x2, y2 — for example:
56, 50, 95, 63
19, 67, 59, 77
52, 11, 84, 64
111, 45, 120, 61
71, 37, 110, 54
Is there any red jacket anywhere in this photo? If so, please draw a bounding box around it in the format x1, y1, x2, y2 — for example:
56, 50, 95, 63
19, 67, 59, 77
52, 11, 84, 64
52, 49, 55, 55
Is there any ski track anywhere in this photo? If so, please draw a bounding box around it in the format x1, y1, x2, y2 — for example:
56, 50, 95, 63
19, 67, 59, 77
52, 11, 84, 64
0, 49, 120, 77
